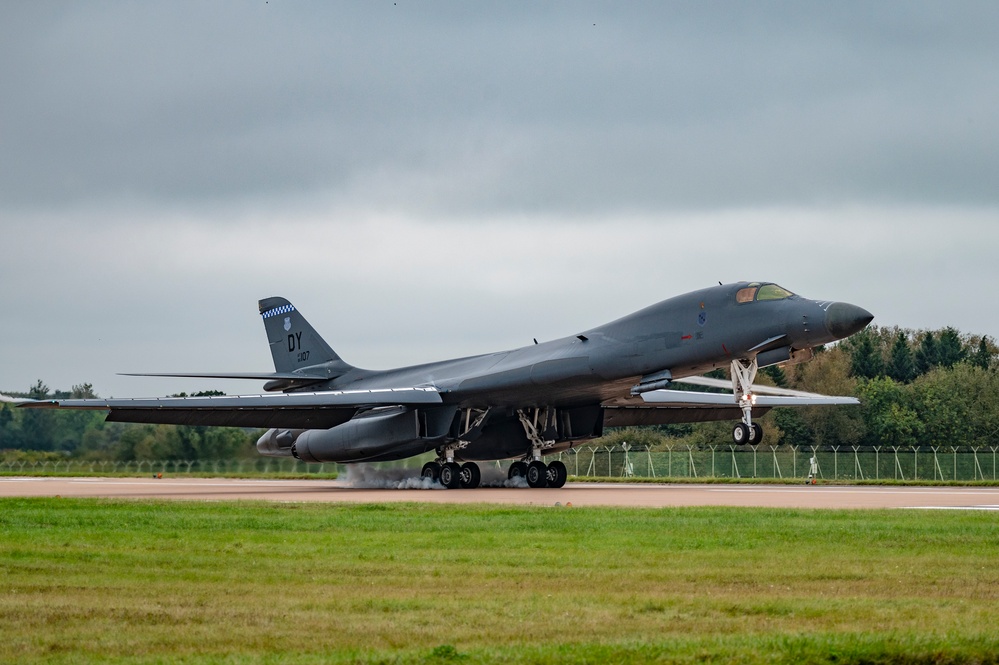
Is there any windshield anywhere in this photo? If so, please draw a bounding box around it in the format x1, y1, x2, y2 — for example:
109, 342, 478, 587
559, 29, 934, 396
736, 283, 795, 303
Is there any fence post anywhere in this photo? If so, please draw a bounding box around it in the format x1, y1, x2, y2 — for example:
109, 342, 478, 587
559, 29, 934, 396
892, 446, 905, 480
913, 446, 919, 481
832, 446, 839, 480
729, 446, 741, 479
666, 445, 673, 477
851, 446, 864, 481
645, 445, 656, 478
709, 445, 717, 477
972, 446, 985, 481
931, 446, 943, 480
686, 445, 698, 478
952, 446, 959, 481
770, 446, 783, 479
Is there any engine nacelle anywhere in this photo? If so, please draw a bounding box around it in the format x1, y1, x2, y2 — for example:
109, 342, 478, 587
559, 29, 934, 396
292, 407, 429, 463
256, 428, 304, 457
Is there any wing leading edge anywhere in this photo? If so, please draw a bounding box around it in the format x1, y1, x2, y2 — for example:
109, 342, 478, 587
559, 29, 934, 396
602, 386, 858, 428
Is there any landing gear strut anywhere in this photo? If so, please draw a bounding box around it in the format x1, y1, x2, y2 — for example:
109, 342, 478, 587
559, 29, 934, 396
507, 408, 568, 488
731, 358, 764, 445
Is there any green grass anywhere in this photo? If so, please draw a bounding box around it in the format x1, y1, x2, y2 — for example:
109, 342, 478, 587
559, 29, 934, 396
1, 500, 998, 664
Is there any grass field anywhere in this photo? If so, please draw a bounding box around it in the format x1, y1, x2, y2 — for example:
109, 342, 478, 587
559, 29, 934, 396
1, 499, 998, 664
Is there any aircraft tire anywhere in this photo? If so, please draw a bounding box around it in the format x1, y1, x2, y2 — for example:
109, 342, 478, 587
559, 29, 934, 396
526, 460, 547, 488
750, 423, 764, 445
545, 460, 568, 488
421, 462, 441, 482
732, 423, 751, 445
459, 462, 481, 489
440, 462, 462, 489
508, 461, 528, 480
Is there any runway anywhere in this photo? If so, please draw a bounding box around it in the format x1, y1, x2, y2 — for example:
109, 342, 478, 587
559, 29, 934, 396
3, 476, 999, 509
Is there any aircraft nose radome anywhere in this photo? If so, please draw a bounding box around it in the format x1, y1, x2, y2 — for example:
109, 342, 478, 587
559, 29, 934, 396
825, 302, 874, 339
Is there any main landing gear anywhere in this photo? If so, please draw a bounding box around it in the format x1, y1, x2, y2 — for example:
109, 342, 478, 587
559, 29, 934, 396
730, 358, 764, 445
508, 459, 568, 488
421, 440, 483, 489
421, 460, 481, 489
509, 407, 568, 488
420, 406, 571, 489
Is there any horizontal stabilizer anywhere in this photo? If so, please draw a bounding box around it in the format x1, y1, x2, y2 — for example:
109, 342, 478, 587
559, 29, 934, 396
119, 371, 330, 381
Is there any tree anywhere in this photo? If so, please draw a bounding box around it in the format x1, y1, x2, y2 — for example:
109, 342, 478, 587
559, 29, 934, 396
848, 330, 884, 379
762, 364, 788, 387
915, 332, 938, 375
887, 331, 916, 383
70, 383, 97, 399
971, 336, 993, 370
858, 377, 923, 447
936, 327, 966, 369
28, 380, 50, 400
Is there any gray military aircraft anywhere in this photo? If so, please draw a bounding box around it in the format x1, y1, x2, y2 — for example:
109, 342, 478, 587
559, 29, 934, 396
22, 282, 872, 489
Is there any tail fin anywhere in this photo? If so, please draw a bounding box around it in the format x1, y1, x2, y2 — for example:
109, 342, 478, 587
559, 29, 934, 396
258, 297, 353, 378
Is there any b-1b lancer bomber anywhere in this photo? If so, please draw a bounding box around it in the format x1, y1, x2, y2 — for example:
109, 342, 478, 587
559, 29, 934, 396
22, 282, 872, 489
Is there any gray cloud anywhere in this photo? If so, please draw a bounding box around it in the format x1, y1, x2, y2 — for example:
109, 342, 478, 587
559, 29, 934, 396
3, 2, 998, 215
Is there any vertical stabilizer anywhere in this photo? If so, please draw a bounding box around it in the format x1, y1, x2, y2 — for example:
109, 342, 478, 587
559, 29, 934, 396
258, 297, 352, 377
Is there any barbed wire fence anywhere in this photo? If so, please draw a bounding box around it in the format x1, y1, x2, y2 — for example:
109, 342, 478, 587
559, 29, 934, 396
2, 444, 998, 481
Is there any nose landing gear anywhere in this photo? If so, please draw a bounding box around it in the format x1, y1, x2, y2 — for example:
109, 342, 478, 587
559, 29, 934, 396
731, 358, 765, 445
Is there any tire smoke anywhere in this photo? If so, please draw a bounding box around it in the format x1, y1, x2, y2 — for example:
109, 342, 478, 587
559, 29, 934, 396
337, 462, 530, 489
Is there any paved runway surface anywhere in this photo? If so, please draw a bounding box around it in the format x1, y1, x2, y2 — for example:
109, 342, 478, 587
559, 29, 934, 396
3, 476, 999, 509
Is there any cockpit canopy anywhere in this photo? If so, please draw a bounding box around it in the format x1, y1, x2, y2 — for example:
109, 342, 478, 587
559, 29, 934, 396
736, 282, 795, 304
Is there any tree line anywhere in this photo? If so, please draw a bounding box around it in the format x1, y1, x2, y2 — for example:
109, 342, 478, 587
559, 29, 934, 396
1, 382, 254, 462
2, 326, 996, 461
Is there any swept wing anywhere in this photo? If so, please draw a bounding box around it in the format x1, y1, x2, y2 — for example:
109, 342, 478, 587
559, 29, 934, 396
25, 388, 441, 429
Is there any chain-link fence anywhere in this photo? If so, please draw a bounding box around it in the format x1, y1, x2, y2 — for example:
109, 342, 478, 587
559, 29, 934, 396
3, 444, 998, 481
553, 444, 999, 482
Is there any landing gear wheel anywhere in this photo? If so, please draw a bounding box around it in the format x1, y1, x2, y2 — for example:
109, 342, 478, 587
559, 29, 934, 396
545, 460, 568, 488
439, 462, 462, 489
421, 461, 441, 482
459, 462, 481, 489
526, 460, 548, 488
732, 423, 751, 445
750, 423, 764, 445
508, 461, 528, 481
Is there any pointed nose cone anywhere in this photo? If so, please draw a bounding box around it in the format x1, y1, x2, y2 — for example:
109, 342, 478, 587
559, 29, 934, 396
825, 302, 874, 340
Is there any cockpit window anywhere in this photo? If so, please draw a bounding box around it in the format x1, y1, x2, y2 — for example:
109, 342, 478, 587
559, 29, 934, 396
736, 286, 758, 303
736, 283, 795, 304
757, 284, 794, 301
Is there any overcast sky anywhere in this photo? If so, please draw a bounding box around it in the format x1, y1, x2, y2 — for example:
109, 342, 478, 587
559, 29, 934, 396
2, 1, 998, 398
